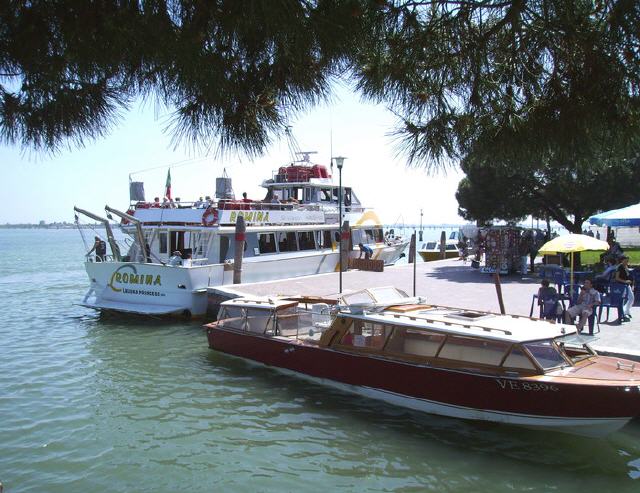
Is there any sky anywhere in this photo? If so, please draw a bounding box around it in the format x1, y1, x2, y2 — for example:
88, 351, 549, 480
0, 83, 465, 226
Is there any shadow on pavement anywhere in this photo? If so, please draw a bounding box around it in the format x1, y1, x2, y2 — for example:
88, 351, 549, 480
424, 264, 542, 285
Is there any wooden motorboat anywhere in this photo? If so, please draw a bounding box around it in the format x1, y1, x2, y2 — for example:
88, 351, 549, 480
205, 287, 640, 437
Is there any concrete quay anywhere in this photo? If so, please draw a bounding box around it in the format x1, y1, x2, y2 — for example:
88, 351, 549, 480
211, 258, 640, 362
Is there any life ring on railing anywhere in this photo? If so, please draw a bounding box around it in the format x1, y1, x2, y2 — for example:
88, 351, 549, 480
202, 207, 218, 227
121, 209, 135, 225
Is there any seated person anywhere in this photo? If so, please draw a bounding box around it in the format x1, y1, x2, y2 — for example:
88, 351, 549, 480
167, 250, 183, 266
537, 279, 557, 299
537, 279, 560, 319
564, 279, 600, 334
358, 243, 373, 259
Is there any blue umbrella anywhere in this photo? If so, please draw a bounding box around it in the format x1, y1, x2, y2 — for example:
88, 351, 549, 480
589, 203, 640, 227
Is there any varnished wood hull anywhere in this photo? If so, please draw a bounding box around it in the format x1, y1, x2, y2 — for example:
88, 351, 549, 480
206, 327, 640, 437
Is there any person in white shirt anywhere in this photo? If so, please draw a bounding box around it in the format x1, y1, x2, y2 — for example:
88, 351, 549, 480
564, 279, 600, 334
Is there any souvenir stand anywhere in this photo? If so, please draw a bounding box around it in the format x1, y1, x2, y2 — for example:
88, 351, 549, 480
479, 227, 522, 274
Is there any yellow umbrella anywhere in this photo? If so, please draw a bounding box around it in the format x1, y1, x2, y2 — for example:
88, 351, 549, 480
538, 233, 610, 298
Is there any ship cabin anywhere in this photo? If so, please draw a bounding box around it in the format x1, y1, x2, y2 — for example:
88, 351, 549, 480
210, 287, 596, 378
99, 161, 382, 266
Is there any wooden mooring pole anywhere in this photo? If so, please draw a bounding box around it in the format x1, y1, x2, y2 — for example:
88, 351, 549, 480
233, 215, 246, 284
493, 272, 506, 314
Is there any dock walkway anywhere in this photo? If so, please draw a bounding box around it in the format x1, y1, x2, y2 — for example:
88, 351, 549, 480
212, 258, 640, 361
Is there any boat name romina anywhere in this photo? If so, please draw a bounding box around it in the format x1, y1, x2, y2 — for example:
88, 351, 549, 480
219, 209, 325, 225
109, 265, 161, 292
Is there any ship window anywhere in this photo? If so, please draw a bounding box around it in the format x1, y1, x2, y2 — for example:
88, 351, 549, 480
246, 308, 274, 334
385, 328, 445, 357
438, 336, 510, 365
375, 229, 384, 242
218, 306, 245, 330
297, 231, 316, 250
502, 346, 537, 370
351, 229, 363, 246
278, 232, 298, 252
340, 321, 391, 349
276, 307, 300, 337
320, 188, 332, 202
159, 232, 168, 254
523, 340, 568, 370
364, 229, 375, 243
219, 236, 230, 262
425, 242, 437, 249
446, 244, 458, 251
258, 233, 277, 254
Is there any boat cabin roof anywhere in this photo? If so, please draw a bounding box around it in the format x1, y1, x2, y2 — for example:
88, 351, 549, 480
219, 287, 577, 344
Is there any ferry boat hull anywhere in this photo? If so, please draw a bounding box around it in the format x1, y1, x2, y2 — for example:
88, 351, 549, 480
206, 328, 639, 437
80, 241, 407, 317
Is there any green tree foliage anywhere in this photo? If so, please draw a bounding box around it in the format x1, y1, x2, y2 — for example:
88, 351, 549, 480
456, 151, 640, 232
2, 1, 640, 233
0, 0, 375, 154
356, 1, 640, 168
354, 1, 640, 226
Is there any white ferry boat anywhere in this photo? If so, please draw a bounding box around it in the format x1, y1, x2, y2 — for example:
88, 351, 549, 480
75, 156, 408, 317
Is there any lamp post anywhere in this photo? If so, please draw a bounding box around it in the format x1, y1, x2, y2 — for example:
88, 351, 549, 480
419, 209, 424, 242
333, 156, 346, 293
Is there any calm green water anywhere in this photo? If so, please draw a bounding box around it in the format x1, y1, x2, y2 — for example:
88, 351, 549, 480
1, 228, 640, 493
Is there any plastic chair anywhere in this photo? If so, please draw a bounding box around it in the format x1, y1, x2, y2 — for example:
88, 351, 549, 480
598, 282, 628, 323
552, 269, 570, 294
539, 294, 562, 322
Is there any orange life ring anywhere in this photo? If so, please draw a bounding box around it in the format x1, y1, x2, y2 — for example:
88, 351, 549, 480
202, 207, 218, 226
121, 209, 135, 225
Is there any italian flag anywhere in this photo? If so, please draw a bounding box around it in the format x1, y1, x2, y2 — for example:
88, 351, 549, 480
165, 169, 172, 200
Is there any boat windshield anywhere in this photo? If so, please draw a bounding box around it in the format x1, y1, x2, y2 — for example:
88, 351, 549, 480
341, 287, 409, 306
523, 340, 570, 370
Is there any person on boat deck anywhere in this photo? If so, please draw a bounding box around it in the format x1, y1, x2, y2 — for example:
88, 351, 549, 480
87, 236, 107, 262
161, 197, 170, 208
358, 243, 373, 260
175, 197, 181, 208
168, 250, 183, 266
242, 192, 251, 203
151, 197, 161, 208
194, 197, 204, 208
614, 255, 634, 322
564, 279, 600, 333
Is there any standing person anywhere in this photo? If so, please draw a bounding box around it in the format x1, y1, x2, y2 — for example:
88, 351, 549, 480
87, 236, 107, 262
358, 243, 373, 259
242, 192, 251, 203
564, 279, 601, 334
614, 255, 634, 322
519, 231, 532, 275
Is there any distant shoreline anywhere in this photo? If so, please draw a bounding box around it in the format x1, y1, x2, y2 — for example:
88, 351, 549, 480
0, 224, 102, 230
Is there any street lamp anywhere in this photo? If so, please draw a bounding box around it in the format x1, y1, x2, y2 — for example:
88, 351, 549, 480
419, 209, 424, 242
333, 156, 346, 293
